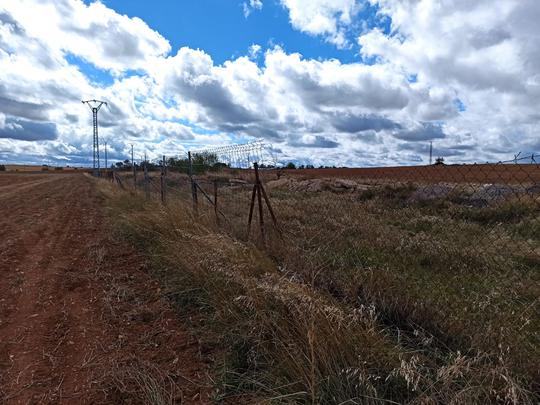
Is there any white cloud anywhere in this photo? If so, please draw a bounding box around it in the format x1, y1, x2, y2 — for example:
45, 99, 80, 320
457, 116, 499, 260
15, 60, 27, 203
248, 44, 262, 60
150, 44, 458, 166
2, 0, 170, 74
243, 0, 263, 18
0, 0, 539, 167
358, 0, 540, 159
279, 0, 361, 47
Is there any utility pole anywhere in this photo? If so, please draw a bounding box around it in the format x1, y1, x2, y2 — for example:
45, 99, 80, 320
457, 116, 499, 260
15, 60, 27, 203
429, 141, 433, 165
82, 99, 107, 177
104, 140, 108, 171
131, 144, 136, 188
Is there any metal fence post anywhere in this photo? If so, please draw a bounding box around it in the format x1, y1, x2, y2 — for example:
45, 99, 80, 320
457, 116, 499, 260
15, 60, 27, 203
132, 144, 136, 189
214, 180, 219, 225
247, 162, 280, 242
188, 151, 198, 214
144, 159, 149, 199
254, 162, 266, 243
160, 155, 166, 204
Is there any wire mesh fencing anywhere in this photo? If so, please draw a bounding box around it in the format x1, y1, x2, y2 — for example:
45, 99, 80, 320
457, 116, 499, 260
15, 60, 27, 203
108, 152, 540, 396
115, 156, 540, 271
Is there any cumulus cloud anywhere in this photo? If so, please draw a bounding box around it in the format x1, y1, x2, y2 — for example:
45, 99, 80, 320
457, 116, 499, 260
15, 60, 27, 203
393, 122, 446, 142
331, 113, 400, 133
243, 0, 263, 18
3, 0, 170, 74
0, 118, 58, 141
0, 94, 51, 122
358, 0, 540, 158
0, 0, 537, 166
152, 45, 444, 155
290, 135, 340, 148
279, 0, 360, 47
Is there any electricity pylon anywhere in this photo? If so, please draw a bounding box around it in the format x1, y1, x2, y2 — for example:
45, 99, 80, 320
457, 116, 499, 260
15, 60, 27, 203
82, 99, 107, 176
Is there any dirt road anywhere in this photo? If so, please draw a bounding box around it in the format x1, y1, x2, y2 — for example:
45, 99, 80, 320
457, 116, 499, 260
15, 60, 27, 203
0, 174, 209, 404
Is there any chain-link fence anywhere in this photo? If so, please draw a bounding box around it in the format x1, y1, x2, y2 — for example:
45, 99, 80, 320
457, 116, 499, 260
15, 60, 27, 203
110, 152, 540, 395
115, 155, 540, 266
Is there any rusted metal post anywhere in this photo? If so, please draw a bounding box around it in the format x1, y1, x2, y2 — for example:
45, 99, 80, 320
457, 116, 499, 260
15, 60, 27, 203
160, 155, 166, 204
254, 163, 265, 243
247, 183, 257, 239
214, 180, 219, 224
144, 155, 149, 200
260, 183, 281, 237
188, 151, 198, 214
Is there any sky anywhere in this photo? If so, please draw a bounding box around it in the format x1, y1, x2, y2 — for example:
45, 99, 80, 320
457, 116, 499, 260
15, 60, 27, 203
0, 0, 539, 167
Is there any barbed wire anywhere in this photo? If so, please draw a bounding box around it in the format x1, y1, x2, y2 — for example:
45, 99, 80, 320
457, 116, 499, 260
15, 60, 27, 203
190, 139, 276, 169
497, 153, 537, 165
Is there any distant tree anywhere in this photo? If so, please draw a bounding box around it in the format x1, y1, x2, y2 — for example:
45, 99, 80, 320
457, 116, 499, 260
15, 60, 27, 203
0, 164, 5, 171
167, 152, 223, 174
113, 160, 133, 171
306, 164, 314, 169
285, 162, 296, 169
434, 157, 445, 165
141, 161, 159, 171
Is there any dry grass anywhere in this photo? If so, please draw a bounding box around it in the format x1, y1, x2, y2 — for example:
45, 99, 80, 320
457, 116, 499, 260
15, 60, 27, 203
100, 179, 539, 404
260, 186, 539, 396
104, 360, 183, 405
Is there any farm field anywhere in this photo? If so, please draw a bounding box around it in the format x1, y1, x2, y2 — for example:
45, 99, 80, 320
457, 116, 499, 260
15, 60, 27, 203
2, 165, 86, 172
286, 163, 540, 184
110, 164, 540, 403
0, 173, 209, 403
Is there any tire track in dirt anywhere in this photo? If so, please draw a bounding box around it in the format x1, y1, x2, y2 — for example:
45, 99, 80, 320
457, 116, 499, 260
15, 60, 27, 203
0, 175, 60, 198
0, 174, 210, 404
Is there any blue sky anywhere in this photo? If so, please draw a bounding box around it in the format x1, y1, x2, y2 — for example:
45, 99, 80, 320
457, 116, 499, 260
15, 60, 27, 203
0, 0, 538, 167
74, 0, 374, 90
99, 0, 382, 65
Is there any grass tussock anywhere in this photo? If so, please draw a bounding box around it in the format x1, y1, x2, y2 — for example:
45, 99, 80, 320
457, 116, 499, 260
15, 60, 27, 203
104, 360, 183, 405
99, 180, 539, 404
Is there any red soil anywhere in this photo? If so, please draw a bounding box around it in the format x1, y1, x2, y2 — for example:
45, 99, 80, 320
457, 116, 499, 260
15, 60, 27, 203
283, 164, 540, 184
0, 173, 209, 404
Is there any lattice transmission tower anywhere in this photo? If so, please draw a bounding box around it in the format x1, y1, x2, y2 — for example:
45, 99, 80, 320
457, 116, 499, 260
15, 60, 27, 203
82, 99, 108, 176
